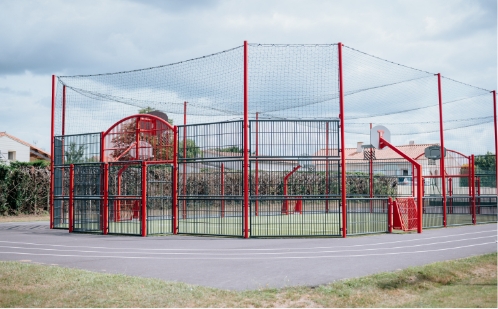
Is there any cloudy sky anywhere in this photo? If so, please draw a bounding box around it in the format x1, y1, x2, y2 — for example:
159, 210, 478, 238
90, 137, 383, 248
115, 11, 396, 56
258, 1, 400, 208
0, 0, 496, 153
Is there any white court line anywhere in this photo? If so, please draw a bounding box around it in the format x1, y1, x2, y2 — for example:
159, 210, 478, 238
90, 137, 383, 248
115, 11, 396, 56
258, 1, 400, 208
0, 242, 495, 260
0, 228, 495, 251
0, 236, 495, 256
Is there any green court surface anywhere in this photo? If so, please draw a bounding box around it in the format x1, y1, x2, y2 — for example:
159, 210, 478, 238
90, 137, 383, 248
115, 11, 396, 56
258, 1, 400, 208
54, 212, 496, 237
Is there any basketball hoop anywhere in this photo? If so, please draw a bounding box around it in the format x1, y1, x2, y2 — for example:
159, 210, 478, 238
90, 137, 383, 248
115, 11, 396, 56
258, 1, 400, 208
370, 125, 391, 149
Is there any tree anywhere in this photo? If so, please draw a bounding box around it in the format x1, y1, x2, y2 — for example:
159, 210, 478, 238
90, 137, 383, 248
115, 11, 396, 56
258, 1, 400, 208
475, 152, 496, 187
179, 139, 202, 159
475, 152, 496, 172
138, 107, 173, 124
65, 143, 86, 164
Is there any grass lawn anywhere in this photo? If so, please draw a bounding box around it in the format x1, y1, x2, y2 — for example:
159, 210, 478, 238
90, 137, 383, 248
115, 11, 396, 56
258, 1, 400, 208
0, 213, 49, 223
0, 253, 496, 307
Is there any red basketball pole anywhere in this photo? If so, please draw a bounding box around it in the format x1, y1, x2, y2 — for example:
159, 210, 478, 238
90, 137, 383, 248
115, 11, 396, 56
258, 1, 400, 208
243, 40, 250, 238
338, 42, 347, 238
493, 90, 497, 195
379, 134, 423, 233
437, 73, 447, 227
50, 75, 56, 229
255, 112, 259, 216
141, 161, 147, 237
282, 165, 301, 215
182, 101, 187, 219
68, 164, 74, 233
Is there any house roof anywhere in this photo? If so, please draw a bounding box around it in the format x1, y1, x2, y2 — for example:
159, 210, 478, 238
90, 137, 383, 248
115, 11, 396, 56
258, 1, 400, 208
0, 132, 51, 160
314, 143, 439, 161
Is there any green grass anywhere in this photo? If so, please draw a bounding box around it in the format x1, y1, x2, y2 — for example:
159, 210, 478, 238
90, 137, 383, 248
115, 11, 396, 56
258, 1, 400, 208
0, 214, 49, 223
0, 253, 495, 307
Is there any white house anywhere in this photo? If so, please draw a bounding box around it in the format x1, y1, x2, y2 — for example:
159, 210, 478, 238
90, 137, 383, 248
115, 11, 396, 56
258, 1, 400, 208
0, 132, 50, 164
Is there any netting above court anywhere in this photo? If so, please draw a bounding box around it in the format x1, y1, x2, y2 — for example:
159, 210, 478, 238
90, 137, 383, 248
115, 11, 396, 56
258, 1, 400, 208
54, 42, 495, 156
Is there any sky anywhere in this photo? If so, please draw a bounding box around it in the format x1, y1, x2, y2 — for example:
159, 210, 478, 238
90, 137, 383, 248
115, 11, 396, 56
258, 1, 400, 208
0, 0, 496, 154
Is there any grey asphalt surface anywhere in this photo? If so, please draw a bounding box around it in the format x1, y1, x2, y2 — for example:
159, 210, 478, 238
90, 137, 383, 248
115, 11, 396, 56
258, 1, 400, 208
0, 221, 496, 290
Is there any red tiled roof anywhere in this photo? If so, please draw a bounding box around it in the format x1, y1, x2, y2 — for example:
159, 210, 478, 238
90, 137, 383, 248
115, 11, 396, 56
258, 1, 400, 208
0, 132, 51, 158
314, 143, 438, 161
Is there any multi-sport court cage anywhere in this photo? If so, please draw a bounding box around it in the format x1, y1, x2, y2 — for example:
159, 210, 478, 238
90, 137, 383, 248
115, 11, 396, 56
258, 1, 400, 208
49, 42, 497, 238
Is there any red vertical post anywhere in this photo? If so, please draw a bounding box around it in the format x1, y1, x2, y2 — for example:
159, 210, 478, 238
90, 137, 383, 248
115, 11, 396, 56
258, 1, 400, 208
493, 90, 497, 195
62, 86, 66, 136
68, 164, 74, 233
221, 163, 225, 218
476, 176, 481, 214
471, 155, 476, 225
448, 177, 453, 214
182, 101, 187, 219
369, 123, 373, 213
338, 42, 347, 238
50, 75, 56, 229
437, 74, 447, 227
141, 161, 147, 237
325, 122, 330, 213
417, 165, 423, 233
103, 163, 109, 235
172, 127, 178, 234
243, 40, 250, 238
388, 197, 393, 233
255, 112, 259, 216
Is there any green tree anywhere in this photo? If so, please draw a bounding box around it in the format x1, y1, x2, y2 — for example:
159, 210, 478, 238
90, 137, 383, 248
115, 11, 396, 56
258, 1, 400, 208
475, 152, 496, 187
179, 139, 201, 159
65, 143, 85, 164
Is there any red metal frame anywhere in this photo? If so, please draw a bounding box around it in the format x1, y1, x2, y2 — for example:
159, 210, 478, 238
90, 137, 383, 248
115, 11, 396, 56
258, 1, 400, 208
338, 42, 347, 238
325, 122, 329, 213
471, 155, 476, 225
379, 134, 423, 233
62, 85, 66, 136
50, 75, 56, 229
369, 123, 373, 213
493, 90, 497, 194
243, 40, 249, 238
282, 165, 301, 215
255, 112, 259, 216
183, 101, 187, 219
68, 164, 74, 233
437, 73, 447, 227
141, 161, 147, 236
172, 127, 178, 234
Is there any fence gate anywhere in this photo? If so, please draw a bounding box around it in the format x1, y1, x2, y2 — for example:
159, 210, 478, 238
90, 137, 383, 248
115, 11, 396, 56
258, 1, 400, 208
147, 163, 174, 235
72, 163, 104, 233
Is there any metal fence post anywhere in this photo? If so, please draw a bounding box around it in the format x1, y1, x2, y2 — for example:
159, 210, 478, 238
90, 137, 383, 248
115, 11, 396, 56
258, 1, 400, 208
471, 155, 476, 225
141, 161, 147, 237
172, 127, 178, 234
338, 42, 347, 238
243, 40, 250, 238
103, 163, 109, 235
388, 197, 393, 233
50, 75, 56, 229
68, 164, 74, 233
437, 74, 447, 228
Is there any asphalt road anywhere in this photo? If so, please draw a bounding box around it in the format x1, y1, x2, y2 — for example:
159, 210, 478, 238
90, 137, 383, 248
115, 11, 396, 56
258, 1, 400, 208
0, 221, 496, 290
